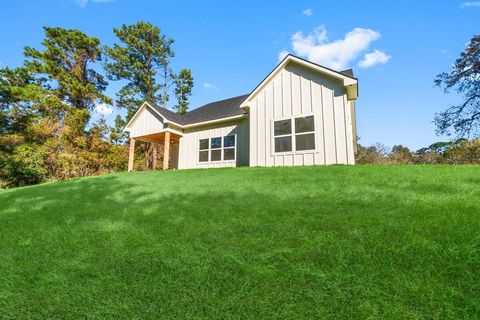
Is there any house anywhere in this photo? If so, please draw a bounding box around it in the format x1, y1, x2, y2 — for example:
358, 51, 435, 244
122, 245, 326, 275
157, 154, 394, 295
124, 54, 358, 171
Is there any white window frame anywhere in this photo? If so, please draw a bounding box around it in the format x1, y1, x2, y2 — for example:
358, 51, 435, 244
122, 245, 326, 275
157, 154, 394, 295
210, 137, 223, 161
198, 138, 210, 162
197, 134, 237, 163
271, 114, 317, 155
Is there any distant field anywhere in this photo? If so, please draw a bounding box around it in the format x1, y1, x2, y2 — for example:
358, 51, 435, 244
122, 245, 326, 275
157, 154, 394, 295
0, 165, 479, 318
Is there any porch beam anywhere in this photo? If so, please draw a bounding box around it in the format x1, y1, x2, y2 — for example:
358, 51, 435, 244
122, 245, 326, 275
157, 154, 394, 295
163, 131, 170, 170
128, 138, 136, 172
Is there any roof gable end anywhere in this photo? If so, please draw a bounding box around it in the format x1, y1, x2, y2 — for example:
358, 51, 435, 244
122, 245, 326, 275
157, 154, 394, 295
240, 54, 358, 108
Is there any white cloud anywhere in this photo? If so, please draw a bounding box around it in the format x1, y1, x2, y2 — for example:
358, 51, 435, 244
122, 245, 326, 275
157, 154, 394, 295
302, 8, 313, 16
287, 25, 387, 70
94, 103, 113, 115
358, 50, 391, 68
278, 50, 289, 61
75, 0, 114, 7
204, 83, 218, 91
460, 1, 480, 8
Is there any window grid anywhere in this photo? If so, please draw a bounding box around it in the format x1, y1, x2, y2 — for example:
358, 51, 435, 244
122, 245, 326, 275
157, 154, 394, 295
198, 135, 236, 163
273, 116, 315, 153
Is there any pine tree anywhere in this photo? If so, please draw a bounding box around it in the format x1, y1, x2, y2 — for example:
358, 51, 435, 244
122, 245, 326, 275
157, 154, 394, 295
173, 69, 194, 114
104, 21, 174, 121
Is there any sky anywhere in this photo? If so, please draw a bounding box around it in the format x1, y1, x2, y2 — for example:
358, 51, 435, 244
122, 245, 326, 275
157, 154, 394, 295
0, 0, 479, 150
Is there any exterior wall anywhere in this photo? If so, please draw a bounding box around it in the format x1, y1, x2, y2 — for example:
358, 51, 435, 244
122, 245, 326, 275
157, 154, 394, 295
249, 63, 355, 167
178, 119, 249, 169
127, 106, 166, 138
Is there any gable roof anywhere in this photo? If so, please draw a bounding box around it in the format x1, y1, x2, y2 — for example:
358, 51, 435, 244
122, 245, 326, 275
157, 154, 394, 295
126, 54, 358, 132
241, 54, 358, 108
125, 94, 249, 130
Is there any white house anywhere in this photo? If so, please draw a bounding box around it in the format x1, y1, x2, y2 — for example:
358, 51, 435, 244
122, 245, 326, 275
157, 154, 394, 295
124, 54, 358, 171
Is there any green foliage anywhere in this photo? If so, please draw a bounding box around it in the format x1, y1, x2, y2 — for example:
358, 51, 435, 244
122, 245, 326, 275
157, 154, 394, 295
109, 114, 127, 144
173, 68, 194, 114
0, 166, 479, 318
389, 144, 413, 163
24, 27, 111, 111
444, 138, 480, 164
104, 21, 174, 121
0, 27, 126, 188
0, 143, 47, 187
435, 34, 480, 137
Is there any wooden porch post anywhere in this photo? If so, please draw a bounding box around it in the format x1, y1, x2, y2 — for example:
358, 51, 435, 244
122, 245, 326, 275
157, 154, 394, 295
128, 138, 136, 172
163, 131, 171, 170
152, 143, 157, 169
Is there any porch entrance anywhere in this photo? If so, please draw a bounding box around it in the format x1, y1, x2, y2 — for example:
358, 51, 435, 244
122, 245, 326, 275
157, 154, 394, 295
127, 131, 181, 171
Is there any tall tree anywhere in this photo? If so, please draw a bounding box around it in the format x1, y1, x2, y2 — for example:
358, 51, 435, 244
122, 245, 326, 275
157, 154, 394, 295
0, 27, 126, 187
435, 35, 480, 137
173, 68, 194, 114
104, 22, 174, 121
24, 27, 110, 112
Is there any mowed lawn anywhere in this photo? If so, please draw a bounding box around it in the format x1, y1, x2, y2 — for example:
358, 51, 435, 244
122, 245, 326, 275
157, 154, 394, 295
0, 165, 479, 319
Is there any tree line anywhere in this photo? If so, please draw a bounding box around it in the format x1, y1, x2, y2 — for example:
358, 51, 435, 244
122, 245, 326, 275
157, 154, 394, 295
356, 138, 480, 165
357, 35, 480, 165
0, 22, 193, 188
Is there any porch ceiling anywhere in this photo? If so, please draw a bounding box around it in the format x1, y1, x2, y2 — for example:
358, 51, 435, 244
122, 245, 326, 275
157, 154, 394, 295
136, 132, 181, 144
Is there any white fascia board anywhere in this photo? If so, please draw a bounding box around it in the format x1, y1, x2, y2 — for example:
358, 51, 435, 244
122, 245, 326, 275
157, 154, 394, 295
181, 114, 246, 129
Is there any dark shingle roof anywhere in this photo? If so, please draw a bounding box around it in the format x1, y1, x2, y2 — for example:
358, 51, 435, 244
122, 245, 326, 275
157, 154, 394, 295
340, 69, 354, 77
149, 94, 249, 126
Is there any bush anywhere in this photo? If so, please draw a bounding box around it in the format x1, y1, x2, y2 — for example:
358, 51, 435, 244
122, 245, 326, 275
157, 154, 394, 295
0, 144, 47, 187
444, 139, 480, 164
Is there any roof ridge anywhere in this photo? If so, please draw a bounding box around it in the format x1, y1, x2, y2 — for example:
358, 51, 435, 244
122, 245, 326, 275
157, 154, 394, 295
187, 94, 249, 114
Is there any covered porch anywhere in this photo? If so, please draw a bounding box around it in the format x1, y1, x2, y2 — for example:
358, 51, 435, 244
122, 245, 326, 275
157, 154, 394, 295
128, 130, 181, 171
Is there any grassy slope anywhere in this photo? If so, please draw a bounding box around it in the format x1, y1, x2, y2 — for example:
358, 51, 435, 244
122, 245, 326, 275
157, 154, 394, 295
0, 165, 479, 319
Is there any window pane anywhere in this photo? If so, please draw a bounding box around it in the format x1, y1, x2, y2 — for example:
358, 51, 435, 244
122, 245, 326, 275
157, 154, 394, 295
274, 119, 291, 136
199, 139, 209, 150
295, 116, 315, 133
211, 137, 221, 149
295, 133, 315, 151
275, 136, 292, 152
211, 149, 221, 161
199, 150, 208, 162
224, 135, 235, 148
224, 148, 235, 160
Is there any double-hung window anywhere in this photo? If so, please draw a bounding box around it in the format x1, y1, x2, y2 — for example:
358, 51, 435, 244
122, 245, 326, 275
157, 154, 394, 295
223, 135, 236, 160
199, 135, 236, 162
274, 116, 315, 153
210, 137, 222, 161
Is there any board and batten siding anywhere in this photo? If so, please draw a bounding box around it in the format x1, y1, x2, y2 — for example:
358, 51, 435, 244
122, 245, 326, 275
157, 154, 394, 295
177, 119, 249, 169
248, 63, 355, 167
128, 106, 166, 138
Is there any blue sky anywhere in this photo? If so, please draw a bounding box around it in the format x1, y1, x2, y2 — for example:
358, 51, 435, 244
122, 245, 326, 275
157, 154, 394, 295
0, 0, 479, 150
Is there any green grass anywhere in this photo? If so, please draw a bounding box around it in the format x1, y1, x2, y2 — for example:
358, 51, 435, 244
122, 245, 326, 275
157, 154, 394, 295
0, 165, 479, 319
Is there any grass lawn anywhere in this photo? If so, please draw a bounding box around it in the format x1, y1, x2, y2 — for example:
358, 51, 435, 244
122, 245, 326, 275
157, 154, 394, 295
0, 165, 479, 319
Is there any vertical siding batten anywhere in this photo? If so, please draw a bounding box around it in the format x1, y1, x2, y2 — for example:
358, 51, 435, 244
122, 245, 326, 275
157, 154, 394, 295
257, 91, 266, 166
343, 95, 350, 164
333, 82, 348, 164
331, 88, 338, 163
